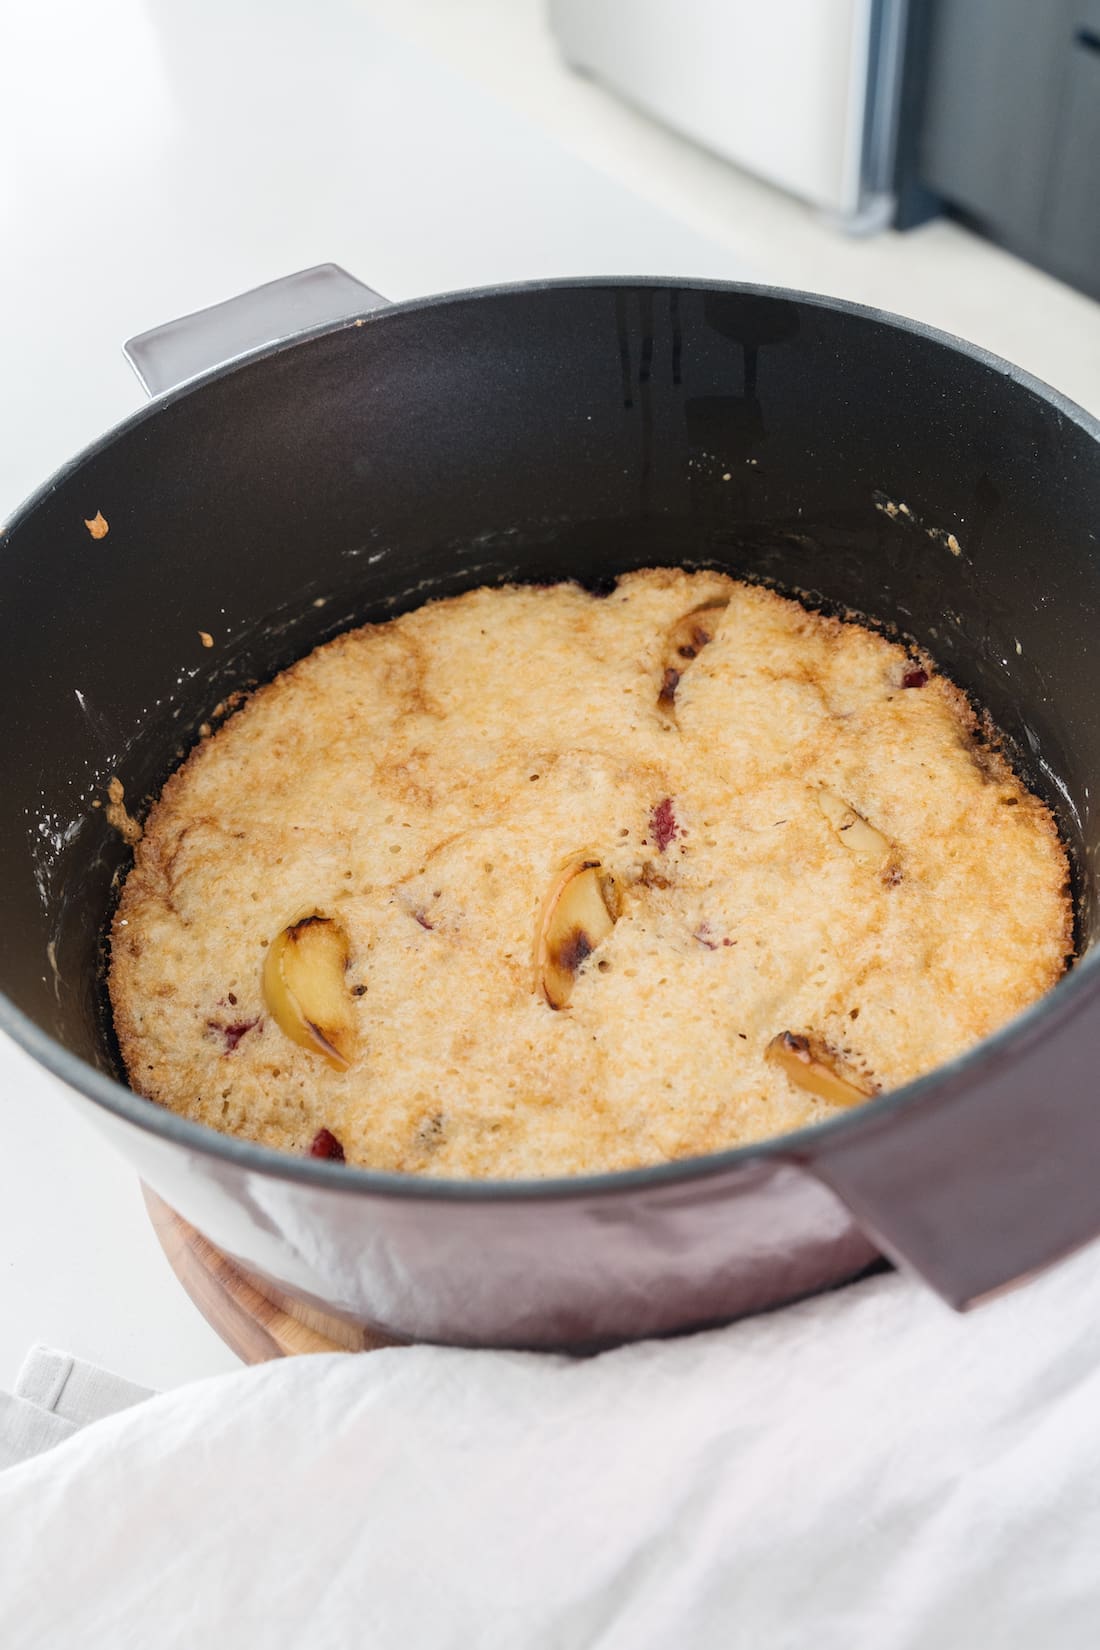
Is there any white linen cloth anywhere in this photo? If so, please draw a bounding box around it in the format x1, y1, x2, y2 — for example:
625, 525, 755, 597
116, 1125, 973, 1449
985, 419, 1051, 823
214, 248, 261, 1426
3, 1246, 1100, 1650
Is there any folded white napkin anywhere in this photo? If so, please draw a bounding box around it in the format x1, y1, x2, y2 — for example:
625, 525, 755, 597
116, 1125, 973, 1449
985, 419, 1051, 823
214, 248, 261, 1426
3, 1244, 1100, 1650
0, 1346, 151, 1470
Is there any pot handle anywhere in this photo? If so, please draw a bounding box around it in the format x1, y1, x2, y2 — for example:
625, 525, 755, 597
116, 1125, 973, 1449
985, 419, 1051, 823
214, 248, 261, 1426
797, 968, 1100, 1308
123, 264, 389, 397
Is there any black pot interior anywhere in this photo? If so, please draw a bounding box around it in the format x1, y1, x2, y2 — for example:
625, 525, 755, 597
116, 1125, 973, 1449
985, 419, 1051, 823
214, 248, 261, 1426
2, 282, 1098, 1093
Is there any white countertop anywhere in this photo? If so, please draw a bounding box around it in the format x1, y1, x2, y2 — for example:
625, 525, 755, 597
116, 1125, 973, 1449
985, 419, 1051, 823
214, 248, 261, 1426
0, 0, 749, 1388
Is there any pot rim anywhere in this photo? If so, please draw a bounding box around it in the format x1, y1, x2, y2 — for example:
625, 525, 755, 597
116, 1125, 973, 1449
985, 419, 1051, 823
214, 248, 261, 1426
3, 274, 1098, 1203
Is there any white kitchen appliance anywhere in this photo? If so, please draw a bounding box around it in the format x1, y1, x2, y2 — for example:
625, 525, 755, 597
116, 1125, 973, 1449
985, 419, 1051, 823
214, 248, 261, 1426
549, 0, 908, 229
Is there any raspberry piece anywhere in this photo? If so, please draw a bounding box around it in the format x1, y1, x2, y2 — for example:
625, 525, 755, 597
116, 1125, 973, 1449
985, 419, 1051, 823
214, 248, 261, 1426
309, 1128, 345, 1161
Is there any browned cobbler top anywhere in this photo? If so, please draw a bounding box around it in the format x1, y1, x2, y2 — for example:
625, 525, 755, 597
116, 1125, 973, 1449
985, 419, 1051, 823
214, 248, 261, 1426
108, 569, 1072, 1177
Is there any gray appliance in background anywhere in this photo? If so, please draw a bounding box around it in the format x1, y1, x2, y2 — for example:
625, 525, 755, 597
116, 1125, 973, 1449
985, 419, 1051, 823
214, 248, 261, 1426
548, 0, 911, 231
550, 0, 1100, 301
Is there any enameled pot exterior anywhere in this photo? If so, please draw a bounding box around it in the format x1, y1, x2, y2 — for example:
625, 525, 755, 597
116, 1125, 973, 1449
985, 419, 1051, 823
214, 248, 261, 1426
59, 1063, 875, 1349
3, 275, 1100, 1348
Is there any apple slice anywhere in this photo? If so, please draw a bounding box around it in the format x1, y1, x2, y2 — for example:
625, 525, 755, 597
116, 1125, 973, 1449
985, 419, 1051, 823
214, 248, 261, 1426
667, 598, 728, 664
535, 853, 620, 1010
659, 598, 728, 710
766, 1031, 872, 1108
816, 787, 891, 859
263, 915, 356, 1070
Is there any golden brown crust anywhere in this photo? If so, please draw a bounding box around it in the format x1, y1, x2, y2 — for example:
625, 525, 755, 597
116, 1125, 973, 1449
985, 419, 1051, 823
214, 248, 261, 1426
109, 571, 1072, 1177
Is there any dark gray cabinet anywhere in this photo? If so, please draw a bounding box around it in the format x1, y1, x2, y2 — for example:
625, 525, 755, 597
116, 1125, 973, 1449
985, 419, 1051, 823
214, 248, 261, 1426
919, 0, 1100, 298
1045, 8, 1100, 294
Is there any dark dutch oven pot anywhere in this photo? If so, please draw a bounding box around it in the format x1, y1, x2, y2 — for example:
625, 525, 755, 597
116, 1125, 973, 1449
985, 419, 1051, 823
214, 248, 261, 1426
3, 267, 1100, 1350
